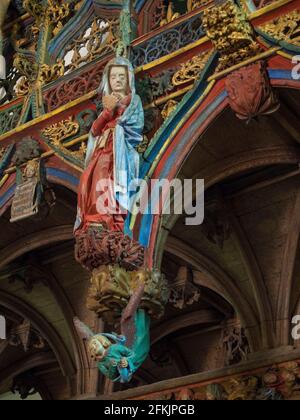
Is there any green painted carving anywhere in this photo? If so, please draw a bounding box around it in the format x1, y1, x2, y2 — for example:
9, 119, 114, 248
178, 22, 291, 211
0, 102, 22, 136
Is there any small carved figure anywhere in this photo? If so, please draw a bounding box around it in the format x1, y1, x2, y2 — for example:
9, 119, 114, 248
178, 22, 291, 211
74, 309, 150, 384
75, 281, 150, 384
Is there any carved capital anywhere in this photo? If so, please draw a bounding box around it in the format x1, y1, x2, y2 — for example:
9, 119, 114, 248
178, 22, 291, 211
87, 266, 169, 323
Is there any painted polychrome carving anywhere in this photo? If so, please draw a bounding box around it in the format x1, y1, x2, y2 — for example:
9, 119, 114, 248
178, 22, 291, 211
74, 282, 151, 384
225, 61, 280, 121
74, 56, 145, 268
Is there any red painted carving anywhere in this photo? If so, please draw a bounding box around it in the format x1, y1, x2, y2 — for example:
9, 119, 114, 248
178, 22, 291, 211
43, 61, 106, 112
75, 225, 145, 272
149, 0, 166, 30
225, 61, 280, 121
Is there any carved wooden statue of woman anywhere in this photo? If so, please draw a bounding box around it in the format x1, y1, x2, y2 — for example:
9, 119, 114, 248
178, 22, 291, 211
74, 57, 144, 235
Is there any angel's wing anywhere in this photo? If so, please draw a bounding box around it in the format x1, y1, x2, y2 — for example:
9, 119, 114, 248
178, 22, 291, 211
121, 282, 145, 348
73, 317, 94, 340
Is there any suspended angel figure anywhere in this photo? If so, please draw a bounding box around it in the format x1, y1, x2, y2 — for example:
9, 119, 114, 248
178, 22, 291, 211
74, 283, 150, 383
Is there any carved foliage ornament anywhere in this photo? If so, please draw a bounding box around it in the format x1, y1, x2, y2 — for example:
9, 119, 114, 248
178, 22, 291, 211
42, 117, 87, 161
63, 17, 120, 74
75, 224, 145, 272
187, 0, 211, 11
12, 0, 70, 98
23, 0, 71, 36
140, 362, 300, 400
42, 116, 79, 145
14, 59, 65, 97
202, 1, 261, 71
172, 50, 212, 86
0, 104, 22, 135
161, 99, 178, 120
44, 61, 106, 112
87, 265, 169, 323
260, 10, 300, 46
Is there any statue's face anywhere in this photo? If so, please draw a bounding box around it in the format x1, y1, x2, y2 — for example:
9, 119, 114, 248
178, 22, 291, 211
88, 338, 105, 361
109, 66, 128, 95
88, 335, 111, 361
24, 162, 37, 179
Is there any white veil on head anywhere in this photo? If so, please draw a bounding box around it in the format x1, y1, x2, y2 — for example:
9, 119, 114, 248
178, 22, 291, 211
98, 57, 136, 97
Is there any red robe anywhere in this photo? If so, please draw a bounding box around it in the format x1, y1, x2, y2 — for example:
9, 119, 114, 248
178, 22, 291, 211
76, 95, 131, 233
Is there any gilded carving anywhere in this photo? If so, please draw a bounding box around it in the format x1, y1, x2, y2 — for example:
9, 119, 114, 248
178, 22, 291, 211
87, 265, 169, 323
14, 58, 65, 97
153, 0, 211, 29
0, 147, 5, 160
87, 265, 131, 323
260, 10, 300, 45
71, 141, 87, 160
136, 135, 150, 154
39, 62, 65, 85
47, 0, 71, 36
14, 76, 30, 97
41, 117, 85, 160
160, 2, 181, 27
12, 0, 68, 99
187, 0, 211, 12
133, 269, 170, 319
226, 377, 259, 400
23, 0, 71, 37
64, 17, 120, 74
42, 117, 80, 145
172, 51, 212, 86
161, 99, 178, 120
13, 54, 38, 84
202, 0, 261, 71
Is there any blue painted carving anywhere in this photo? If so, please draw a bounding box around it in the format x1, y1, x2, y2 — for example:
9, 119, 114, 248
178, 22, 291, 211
131, 15, 204, 68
